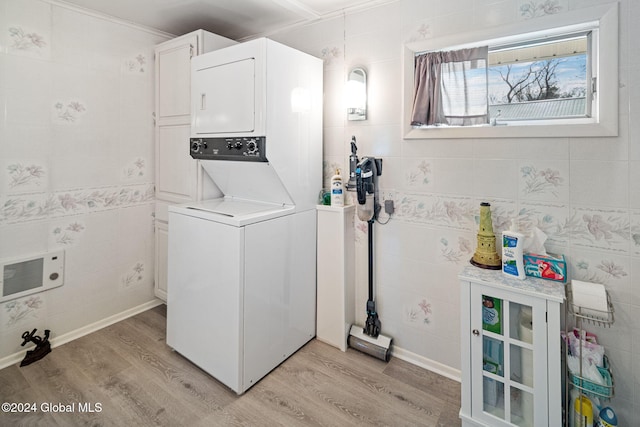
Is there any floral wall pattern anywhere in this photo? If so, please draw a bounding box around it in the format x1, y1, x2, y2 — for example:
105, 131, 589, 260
3, 296, 43, 328
53, 100, 86, 123
6, 163, 46, 190
121, 262, 145, 288
8, 25, 49, 58
519, 0, 566, 19
520, 164, 565, 199
1, 183, 154, 224
0, 0, 167, 356
124, 54, 147, 74
50, 220, 85, 246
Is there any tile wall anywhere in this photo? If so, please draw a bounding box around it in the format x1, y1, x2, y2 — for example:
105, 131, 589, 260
0, 0, 168, 360
269, 0, 639, 422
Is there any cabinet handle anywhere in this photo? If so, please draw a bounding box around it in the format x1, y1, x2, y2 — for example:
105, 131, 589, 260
200, 93, 206, 110
472, 329, 480, 336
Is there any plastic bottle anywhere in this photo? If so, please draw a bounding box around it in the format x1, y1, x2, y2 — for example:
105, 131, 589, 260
330, 168, 344, 207
502, 219, 525, 279
596, 407, 617, 427
573, 395, 594, 427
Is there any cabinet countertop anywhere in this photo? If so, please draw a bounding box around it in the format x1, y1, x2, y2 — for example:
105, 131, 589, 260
459, 264, 566, 303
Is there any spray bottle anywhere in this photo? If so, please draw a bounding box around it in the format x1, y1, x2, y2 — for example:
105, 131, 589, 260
331, 168, 344, 207
502, 219, 525, 279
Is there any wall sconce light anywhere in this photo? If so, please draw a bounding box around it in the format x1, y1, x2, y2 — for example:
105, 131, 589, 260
346, 67, 367, 121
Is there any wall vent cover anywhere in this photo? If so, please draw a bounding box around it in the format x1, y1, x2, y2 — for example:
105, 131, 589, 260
0, 250, 64, 303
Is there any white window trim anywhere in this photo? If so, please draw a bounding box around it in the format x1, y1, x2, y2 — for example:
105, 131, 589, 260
402, 2, 618, 139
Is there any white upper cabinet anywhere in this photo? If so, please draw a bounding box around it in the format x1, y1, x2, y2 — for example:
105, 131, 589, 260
156, 35, 197, 123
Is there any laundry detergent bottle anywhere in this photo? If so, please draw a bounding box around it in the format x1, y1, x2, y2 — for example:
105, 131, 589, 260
502, 219, 525, 279
331, 168, 344, 207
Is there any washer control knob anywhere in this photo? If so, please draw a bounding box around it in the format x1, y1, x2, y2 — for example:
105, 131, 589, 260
191, 140, 202, 152
246, 140, 257, 153
234, 141, 243, 150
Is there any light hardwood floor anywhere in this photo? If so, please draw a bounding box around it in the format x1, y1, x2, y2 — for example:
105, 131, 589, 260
0, 305, 461, 426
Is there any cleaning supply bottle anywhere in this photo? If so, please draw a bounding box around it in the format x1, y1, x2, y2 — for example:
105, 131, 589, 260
596, 407, 617, 427
502, 219, 525, 279
573, 395, 594, 427
331, 168, 344, 207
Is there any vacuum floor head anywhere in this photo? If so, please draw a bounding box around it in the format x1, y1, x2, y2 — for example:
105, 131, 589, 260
348, 325, 392, 362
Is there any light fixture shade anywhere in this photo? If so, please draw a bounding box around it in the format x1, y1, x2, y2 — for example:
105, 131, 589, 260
346, 67, 367, 120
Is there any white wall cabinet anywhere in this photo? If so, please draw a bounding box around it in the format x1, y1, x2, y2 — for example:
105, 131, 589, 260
459, 266, 565, 427
153, 30, 236, 301
156, 36, 195, 124
156, 124, 197, 204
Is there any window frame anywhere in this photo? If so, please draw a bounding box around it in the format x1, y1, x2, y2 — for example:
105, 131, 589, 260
402, 2, 618, 139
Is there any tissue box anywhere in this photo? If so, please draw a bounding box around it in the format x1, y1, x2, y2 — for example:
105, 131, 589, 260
524, 253, 567, 282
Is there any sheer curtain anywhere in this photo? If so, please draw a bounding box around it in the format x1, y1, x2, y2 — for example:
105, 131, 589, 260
411, 46, 489, 127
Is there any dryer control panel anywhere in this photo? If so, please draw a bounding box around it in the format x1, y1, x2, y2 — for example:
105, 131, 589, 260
190, 137, 267, 162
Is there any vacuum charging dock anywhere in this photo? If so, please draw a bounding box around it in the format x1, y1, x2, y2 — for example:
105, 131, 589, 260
348, 325, 392, 362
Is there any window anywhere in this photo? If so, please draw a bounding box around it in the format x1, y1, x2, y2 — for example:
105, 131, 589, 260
403, 2, 618, 139
488, 33, 590, 122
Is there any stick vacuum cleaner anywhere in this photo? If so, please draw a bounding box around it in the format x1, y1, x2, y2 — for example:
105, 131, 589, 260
347, 156, 393, 362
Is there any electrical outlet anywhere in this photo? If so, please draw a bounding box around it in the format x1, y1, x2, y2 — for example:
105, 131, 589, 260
380, 189, 396, 202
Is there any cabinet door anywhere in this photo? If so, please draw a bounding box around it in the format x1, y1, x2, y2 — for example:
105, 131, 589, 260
155, 34, 198, 124
156, 124, 198, 203
154, 220, 168, 302
470, 284, 548, 427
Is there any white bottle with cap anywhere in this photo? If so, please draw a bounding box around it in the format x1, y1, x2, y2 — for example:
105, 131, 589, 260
502, 219, 525, 279
330, 168, 344, 207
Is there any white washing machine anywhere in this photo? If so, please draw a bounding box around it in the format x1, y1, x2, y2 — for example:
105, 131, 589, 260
166, 38, 322, 394
167, 199, 316, 394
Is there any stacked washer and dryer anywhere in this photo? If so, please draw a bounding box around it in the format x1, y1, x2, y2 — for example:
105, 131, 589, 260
166, 38, 323, 394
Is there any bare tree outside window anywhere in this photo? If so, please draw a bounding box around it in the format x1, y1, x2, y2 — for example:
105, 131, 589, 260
490, 58, 585, 103
487, 53, 588, 121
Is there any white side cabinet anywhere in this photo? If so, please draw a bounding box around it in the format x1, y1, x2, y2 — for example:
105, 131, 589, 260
153, 30, 236, 301
316, 205, 355, 351
459, 266, 565, 427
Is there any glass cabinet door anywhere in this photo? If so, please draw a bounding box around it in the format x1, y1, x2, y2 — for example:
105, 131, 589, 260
471, 285, 548, 427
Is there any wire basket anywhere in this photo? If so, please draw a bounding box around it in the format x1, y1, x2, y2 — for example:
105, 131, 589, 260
566, 284, 614, 327
569, 356, 614, 400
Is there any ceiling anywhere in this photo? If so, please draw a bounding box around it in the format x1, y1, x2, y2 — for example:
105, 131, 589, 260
62, 0, 387, 40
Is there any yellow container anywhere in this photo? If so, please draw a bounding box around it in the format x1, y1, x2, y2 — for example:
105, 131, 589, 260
573, 396, 593, 427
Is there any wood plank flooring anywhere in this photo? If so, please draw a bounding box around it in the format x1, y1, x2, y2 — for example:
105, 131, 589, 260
0, 305, 461, 426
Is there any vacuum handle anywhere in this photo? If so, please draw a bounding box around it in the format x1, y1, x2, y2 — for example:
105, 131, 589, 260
356, 168, 366, 204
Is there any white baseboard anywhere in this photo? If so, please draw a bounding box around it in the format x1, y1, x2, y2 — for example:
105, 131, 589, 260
0, 299, 165, 370
391, 345, 461, 383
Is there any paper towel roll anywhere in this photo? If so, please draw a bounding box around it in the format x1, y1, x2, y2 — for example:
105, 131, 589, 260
571, 280, 608, 319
